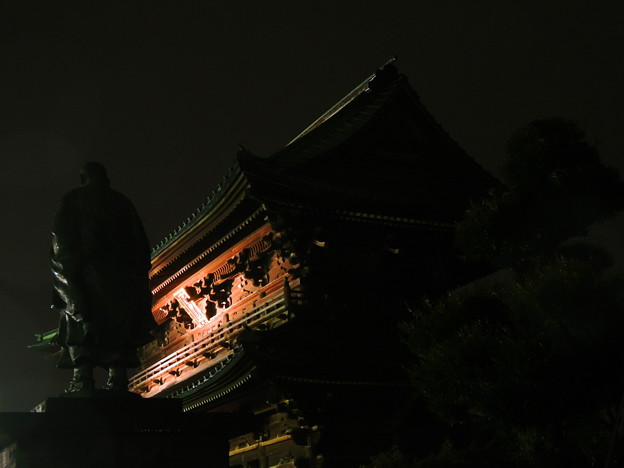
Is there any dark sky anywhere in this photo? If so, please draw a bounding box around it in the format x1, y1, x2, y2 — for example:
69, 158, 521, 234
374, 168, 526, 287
1, 1, 622, 411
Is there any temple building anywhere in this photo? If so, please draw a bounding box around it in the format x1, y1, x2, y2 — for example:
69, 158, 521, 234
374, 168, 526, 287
32, 59, 494, 466
128, 59, 494, 466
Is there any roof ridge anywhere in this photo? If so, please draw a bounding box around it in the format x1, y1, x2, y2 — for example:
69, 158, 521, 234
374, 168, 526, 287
285, 56, 398, 147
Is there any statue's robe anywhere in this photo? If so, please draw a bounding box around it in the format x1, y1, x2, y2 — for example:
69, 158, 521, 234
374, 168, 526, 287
50, 182, 156, 368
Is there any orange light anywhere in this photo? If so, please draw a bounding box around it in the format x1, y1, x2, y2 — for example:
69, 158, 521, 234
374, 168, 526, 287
174, 288, 207, 326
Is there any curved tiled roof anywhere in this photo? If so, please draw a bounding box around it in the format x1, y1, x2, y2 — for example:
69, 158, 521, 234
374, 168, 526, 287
149, 58, 497, 273
150, 161, 243, 259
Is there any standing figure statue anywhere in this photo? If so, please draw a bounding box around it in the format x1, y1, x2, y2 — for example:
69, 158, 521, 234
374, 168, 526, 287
50, 162, 156, 392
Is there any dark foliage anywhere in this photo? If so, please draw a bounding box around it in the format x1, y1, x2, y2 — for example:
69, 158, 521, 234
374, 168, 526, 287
381, 119, 624, 467
457, 119, 624, 269
403, 247, 624, 466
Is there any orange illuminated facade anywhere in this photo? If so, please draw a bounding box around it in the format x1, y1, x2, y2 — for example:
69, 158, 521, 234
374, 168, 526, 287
131, 59, 495, 466
131, 221, 300, 400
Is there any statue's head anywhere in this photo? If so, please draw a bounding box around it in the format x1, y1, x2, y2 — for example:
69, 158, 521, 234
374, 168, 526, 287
80, 162, 110, 187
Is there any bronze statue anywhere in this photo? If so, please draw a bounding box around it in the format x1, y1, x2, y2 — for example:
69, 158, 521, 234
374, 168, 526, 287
50, 162, 156, 392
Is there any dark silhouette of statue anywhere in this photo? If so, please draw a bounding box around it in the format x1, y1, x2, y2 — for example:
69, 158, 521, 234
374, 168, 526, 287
50, 162, 156, 392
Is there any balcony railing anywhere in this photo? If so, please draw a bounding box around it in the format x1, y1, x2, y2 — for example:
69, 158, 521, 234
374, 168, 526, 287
129, 276, 302, 396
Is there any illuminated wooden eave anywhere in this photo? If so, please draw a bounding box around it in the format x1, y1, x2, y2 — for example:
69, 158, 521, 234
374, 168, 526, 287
150, 209, 268, 298
131, 272, 298, 400
149, 164, 252, 279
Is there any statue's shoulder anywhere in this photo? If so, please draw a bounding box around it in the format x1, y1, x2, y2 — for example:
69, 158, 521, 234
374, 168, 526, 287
108, 188, 135, 208
58, 187, 84, 206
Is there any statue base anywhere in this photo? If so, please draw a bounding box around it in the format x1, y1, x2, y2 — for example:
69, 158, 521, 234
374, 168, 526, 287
0, 392, 229, 467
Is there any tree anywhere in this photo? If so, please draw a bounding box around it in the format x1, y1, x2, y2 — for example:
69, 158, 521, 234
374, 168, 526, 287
399, 119, 624, 467
456, 119, 624, 269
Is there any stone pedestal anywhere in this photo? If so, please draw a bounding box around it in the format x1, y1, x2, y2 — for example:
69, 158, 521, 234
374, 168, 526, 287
0, 392, 228, 468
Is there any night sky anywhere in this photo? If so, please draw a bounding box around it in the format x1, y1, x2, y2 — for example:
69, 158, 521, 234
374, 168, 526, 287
1, 1, 622, 411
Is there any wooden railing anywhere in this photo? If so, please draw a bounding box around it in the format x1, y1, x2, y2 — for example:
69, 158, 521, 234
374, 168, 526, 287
129, 277, 302, 395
